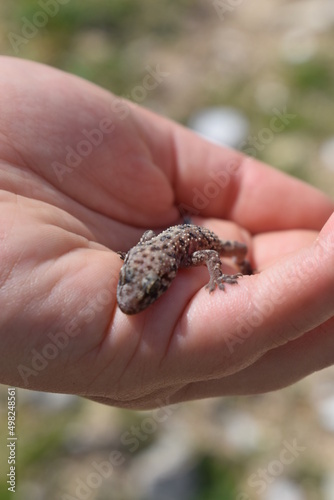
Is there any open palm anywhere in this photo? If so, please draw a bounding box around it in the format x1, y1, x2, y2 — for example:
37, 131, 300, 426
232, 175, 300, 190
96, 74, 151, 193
1, 57, 333, 409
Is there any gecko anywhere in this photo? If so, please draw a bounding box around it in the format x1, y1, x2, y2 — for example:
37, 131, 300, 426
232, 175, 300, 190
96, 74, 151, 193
116, 224, 252, 315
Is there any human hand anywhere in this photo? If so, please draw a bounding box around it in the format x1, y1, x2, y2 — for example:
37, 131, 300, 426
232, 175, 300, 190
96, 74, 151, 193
0, 57, 333, 408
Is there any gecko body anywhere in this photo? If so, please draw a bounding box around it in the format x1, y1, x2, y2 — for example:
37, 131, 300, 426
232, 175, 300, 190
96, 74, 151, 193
117, 224, 251, 315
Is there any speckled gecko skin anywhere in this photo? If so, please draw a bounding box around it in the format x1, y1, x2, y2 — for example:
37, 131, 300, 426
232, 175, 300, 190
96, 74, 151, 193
116, 224, 251, 315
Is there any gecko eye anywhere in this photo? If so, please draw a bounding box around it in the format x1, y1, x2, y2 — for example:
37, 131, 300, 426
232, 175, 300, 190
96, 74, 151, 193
119, 266, 134, 285
142, 274, 161, 296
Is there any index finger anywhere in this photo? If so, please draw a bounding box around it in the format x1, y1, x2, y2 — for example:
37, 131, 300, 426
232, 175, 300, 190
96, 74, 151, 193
132, 105, 334, 232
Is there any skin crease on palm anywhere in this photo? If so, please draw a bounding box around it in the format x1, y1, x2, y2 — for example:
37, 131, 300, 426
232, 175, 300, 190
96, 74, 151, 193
0, 56, 334, 410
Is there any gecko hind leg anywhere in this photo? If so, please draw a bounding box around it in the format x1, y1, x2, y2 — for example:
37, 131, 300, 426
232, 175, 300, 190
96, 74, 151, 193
191, 249, 243, 292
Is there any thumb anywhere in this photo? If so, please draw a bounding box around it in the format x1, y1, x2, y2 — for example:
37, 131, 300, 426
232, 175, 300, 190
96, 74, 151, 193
246, 211, 334, 353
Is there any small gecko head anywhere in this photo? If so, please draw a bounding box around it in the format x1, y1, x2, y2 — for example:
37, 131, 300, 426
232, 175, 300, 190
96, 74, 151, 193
117, 265, 168, 315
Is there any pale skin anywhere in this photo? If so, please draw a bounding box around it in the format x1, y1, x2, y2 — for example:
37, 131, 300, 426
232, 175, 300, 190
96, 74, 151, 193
0, 56, 334, 409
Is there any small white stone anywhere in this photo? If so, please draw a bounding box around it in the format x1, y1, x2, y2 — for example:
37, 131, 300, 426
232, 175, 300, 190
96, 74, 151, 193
264, 478, 306, 500
222, 411, 261, 453
315, 394, 334, 432
188, 107, 249, 148
319, 138, 334, 172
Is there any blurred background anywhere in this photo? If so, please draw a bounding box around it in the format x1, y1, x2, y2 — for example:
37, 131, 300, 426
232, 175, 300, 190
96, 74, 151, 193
1, 0, 334, 499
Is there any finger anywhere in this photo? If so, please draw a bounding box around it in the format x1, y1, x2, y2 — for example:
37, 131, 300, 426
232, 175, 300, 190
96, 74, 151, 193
152, 212, 334, 386
168, 316, 334, 403
0, 193, 121, 390
85, 315, 334, 409
195, 221, 320, 269
3, 56, 332, 234
0, 57, 175, 228
130, 104, 334, 232
252, 229, 319, 268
